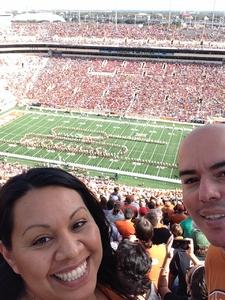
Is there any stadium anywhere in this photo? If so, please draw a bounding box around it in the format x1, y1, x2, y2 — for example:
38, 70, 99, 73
0, 6, 225, 300
0, 13, 225, 190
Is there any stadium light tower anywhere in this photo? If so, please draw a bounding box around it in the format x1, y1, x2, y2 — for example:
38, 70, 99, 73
78, 10, 81, 24
168, 0, 172, 29
211, 0, 216, 28
115, 10, 118, 30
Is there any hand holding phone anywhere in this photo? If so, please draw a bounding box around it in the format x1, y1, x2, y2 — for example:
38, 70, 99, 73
172, 238, 191, 250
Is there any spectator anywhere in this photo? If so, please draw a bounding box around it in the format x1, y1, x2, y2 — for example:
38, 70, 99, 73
122, 195, 138, 218
158, 237, 206, 300
170, 204, 187, 225
145, 210, 171, 245
109, 187, 121, 202
180, 215, 194, 238
178, 124, 225, 298
171, 223, 184, 240
99, 195, 108, 214
192, 227, 210, 260
139, 199, 150, 217
135, 217, 166, 287
107, 202, 125, 223
0, 167, 131, 300
162, 200, 175, 221
115, 208, 135, 239
116, 239, 161, 300
109, 222, 122, 250
101, 198, 114, 219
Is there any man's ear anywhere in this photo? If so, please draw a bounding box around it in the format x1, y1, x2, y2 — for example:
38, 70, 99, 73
0, 241, 19, 274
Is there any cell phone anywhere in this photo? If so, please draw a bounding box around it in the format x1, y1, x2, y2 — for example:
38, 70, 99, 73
172, 239, 190, 250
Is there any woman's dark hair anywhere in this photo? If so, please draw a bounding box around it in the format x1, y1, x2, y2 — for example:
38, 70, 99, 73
147, 200, 156, 209
106, 198, 115, 210
162, 212, 170, 226
112, 202, 122, 216
99, 195, 108, 210
0, 167, 121, 299
116, 239, 152, 298
135, 218, 154, 249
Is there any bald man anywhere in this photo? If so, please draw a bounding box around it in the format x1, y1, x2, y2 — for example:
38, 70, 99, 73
178, 124, 225, 300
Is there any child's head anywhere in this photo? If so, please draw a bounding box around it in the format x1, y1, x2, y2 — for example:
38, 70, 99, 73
116, 239, 152, 297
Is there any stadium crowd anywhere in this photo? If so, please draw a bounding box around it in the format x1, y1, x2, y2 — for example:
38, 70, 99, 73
1, 54, 225, 122
0, 22, 225, 49
0, 161, 181, 201
94, 181, 209, 300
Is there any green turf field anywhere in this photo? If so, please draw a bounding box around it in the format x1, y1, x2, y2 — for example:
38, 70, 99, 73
0, 108, 198, 188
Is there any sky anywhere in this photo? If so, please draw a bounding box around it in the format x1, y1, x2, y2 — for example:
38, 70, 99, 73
1, 0, 225, 12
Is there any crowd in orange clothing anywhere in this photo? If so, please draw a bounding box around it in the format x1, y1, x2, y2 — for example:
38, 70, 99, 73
1, 54, 225, 122
99, 185, 209, 299
1, 22, 225, 49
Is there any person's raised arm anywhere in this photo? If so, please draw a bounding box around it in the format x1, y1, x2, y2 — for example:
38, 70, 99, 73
185, 238, 202, 266
158, 236, 174, 299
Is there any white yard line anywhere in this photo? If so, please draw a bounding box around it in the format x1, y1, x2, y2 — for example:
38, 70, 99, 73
169, 129, 184, 178
156, 127, 174, 177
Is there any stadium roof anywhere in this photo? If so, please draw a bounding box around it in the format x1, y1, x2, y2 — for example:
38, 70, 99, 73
12, 12, 65, 22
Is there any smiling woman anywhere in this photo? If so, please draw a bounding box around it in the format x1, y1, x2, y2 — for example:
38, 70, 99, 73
0, 167, 128, 300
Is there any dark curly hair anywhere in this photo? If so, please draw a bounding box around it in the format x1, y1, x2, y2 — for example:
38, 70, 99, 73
189, 266, 208, 300
116, 239, 152, 298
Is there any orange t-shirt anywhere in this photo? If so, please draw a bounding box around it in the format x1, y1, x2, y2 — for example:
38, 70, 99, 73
115, 220, 135, 238
206, 245, 225, 300
147, 244, 167, 287
162, 205, 174, 219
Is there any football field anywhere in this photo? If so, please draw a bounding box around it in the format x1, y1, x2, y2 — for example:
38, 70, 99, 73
0, 108, 198, 188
